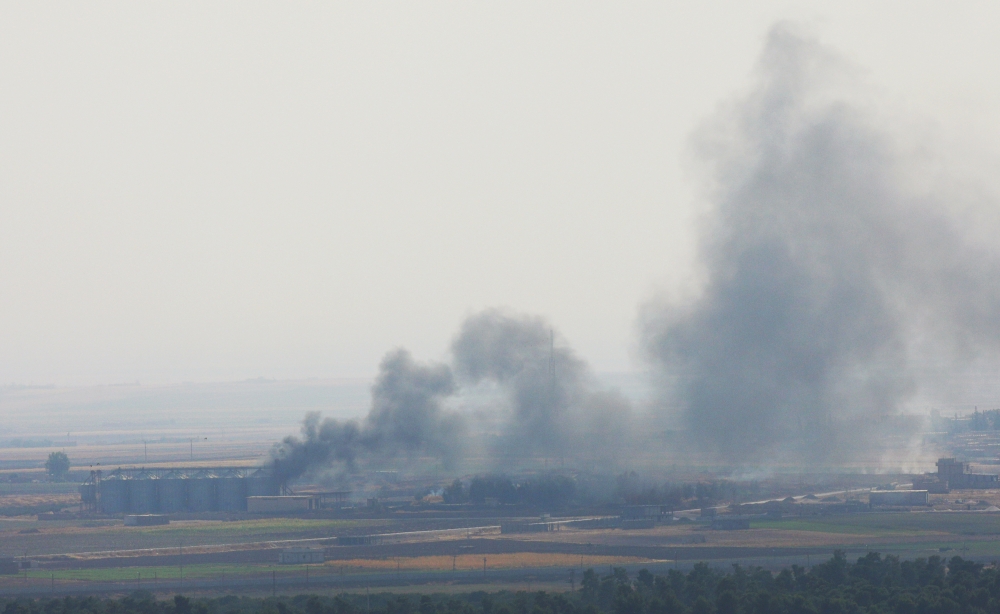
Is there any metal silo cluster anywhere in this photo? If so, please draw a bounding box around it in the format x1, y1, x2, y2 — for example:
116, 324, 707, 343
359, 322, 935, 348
81, 467, 280, 515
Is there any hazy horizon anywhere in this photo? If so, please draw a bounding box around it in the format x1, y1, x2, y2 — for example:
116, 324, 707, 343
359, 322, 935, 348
4, 4, 1000, 387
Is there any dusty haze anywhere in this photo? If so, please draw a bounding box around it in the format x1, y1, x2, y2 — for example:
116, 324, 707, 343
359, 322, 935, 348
3, 4, 1000, 386
643, 26, 1000, 465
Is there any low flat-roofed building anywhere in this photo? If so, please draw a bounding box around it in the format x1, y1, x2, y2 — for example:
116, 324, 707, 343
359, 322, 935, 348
621, 505, 672, 521
869, 490, 929, 506
936, 458, 999, 489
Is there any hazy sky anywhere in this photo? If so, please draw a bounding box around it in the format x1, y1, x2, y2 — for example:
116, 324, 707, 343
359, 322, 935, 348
2, 3, 1000, 386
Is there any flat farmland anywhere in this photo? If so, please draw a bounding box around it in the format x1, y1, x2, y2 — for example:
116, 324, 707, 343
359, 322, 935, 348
325, 553, 653, 572
0, 518, 394, 557
495, 525, 866, 549
750, 512, 1000, 536
4, 511, 1000, 596
23, 553, 651, 583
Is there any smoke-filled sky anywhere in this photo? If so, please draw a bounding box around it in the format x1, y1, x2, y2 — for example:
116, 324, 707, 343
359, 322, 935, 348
643, 26, 1000, 464
3, 4, 1000, 386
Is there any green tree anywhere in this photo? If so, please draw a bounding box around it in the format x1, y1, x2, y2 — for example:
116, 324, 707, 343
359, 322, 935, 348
443, 479, 466, 503
45, 451, 70, 480
582, 569, 600, 600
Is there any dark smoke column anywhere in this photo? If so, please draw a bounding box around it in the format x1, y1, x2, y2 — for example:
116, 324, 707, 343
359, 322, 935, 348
641, 26, 929, 464
451, 309, 593, 462
271, 348, 463, 483
362, 348, 463, 467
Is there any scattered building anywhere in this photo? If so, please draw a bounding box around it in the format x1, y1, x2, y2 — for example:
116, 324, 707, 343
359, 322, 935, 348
936, 458, 999, 489
292, 490, 352, 508
912, 475, 949, 494
869, 490, 929, 506
621, 505, 672, 522
80, 467, 281, 514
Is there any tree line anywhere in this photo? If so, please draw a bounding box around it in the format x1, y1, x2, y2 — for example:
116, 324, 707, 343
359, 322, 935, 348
439, 473, 762, 510
3, 551, 999, 614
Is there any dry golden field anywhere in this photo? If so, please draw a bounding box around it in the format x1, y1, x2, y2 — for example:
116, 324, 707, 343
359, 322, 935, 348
494, 525, 882, 549
0, 493, 79, 509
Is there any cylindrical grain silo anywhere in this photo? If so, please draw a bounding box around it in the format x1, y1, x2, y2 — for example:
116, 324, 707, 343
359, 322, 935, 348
247, 468, 280, 497
128, 471, 158, 513
99, 472, 129, 514
157, 470, 188, 513
216, 469, 247, 511
186, 470, 217, 512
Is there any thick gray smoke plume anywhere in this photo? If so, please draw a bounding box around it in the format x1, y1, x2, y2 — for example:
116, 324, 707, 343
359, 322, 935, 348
452, 309, 631, 464
274, 310, 630, 481
272, 348, 462, 483
642, 26, 1000, 464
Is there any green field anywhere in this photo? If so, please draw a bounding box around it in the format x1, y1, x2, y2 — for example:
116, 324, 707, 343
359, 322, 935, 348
0, 517, 394, 556
24, 563, 321, 582
746, 512, 1000, 561
752, 512, 1000, 536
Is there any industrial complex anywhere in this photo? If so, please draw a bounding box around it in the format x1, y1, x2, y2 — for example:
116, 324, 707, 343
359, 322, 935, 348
79, 467, 281, 514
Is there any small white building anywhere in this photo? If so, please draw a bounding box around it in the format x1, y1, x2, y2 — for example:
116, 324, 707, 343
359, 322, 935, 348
278, 547, 325, 564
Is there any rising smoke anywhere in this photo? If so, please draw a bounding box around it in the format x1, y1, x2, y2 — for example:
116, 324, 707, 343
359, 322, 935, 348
641, 25, 1000, 465
272, 348, 463, 483
451, 309, 631, 464
274, 310, 630, 482
274, 25, 1000, 478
